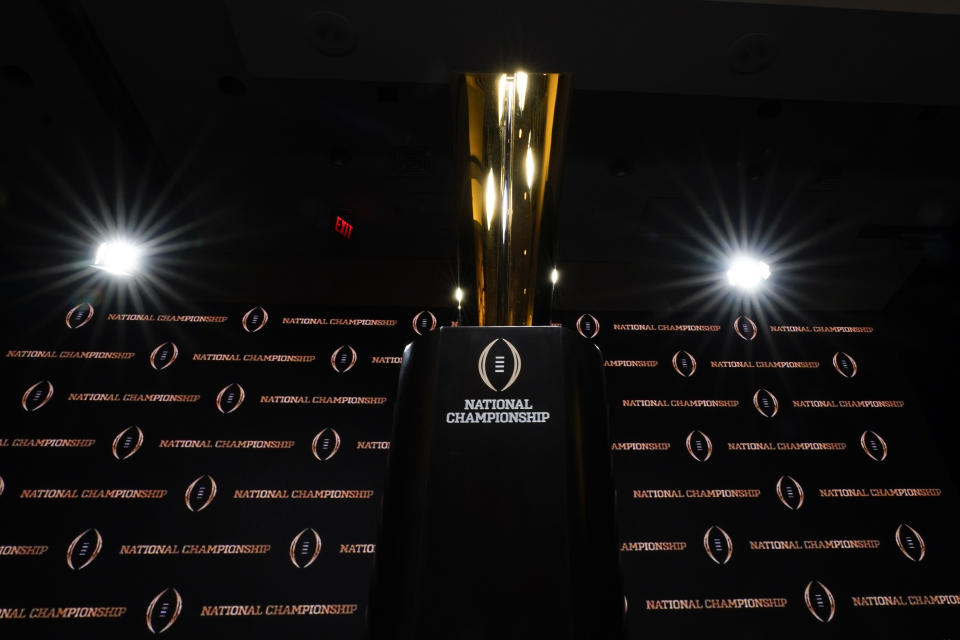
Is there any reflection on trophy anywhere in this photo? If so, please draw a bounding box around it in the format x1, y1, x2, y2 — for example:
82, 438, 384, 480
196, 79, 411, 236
455, 72, 571, 326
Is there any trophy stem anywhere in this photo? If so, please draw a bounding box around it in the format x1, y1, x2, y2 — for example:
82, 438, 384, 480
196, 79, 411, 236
455, 72, 570, 326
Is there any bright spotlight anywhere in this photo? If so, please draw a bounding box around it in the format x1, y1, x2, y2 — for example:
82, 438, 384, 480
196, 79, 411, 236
92, 240, 142, 276
727, 256, 770, 290
455, 287, 463, 303
550, 268, 559, 285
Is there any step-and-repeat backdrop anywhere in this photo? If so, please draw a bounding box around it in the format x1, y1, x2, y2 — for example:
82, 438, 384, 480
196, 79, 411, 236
1, 302, 957, 637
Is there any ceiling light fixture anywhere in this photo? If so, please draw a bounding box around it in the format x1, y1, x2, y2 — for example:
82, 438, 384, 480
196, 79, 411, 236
92, 239, 142, 276
726, 256, 770, 290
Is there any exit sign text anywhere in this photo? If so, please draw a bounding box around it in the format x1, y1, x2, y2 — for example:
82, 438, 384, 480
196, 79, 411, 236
334, 216, 353, 239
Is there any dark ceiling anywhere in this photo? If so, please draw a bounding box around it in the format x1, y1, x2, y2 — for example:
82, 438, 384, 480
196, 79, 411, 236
1, 0, 958, 319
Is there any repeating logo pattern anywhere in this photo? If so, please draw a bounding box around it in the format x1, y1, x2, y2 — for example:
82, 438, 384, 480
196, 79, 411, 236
860, 430, 888, 462
216, 383, 245, 414
685, 430, 713, 462
832, 351, 858, 378
112, 426, 144, 461
703, 525, 733, 565
331, 345, 358, 373
575, 313, 599, 339
895, 524, 926, 562
1, 303, 942, 636
311, 428, 341, 462
478, 338, 522, 392
804, 580, 836, 623
149, 341, 179, 371
242, 306, 269, 333
412, 310, 437, 336
776, 475, 805, 511
21, 380, 54, 412
671, 350, 697, 377
146, 588, 182, 634
185, 475, 217, 513
733, 315, 757, 341
66, 528, 103, 570
65, 302, 94, 329
289, 528, 322, 568
753, 388, 779, 418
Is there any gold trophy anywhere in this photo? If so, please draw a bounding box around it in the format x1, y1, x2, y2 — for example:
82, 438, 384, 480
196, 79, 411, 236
370, 72, 621, 640
454, 72, 571, 326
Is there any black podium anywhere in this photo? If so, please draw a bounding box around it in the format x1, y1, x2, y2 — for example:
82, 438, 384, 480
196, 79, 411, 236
369, 327, 623, 639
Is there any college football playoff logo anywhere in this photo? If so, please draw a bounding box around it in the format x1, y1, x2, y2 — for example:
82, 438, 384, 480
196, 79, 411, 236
311, 428, 341, 462
216, 383, 245, 414
146, 588, 182, 634
703, 525, 733, 565
242, 306, 269, 333
330, 345, 357, 373
832, 351, 858, 378
672, 350, 697, 377
66, 528, 103, 570
733, 315, 757, 341
21, 380, 54, 412
895, 524, 926, 562
112, 426, 144, 461
776, 475, 805, 510
478, 338, 522, 392
149, 342, 179, 371
804, 580, 836, 623
185, 475, 217, 512
753, 388, 779, 418
575, 314, 599, 339
685, 430, 713, 462
289, 528, 322, 568
860, 430, 888, 462
412, 310, 437, 336
65, 302, 94, 329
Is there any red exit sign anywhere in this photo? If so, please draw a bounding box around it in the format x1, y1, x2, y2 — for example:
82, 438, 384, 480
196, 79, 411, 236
333, 215, 353, 239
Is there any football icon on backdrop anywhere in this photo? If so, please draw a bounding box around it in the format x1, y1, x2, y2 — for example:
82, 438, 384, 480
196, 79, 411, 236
146, 588, 182, 634
832, 351, 858, 378
241, 306, 269, 333
0, 475, 4, 497
671, 350, 697, 377
66, 528, 102, 570
149, 342, 179, 371
412, 310, 437, 336
112, 426, 144, 461
860, 430, 888, 462
685, 430, 713, 462
895, 524, 926, 562
478, 338, 522, 392
703, 525, 733, 565
184, 475, 217, 512
733, 315, 757, 341
215, 383, 245, 414
21, 380, 54, 412
311, 428, 341, 462
776, 475, 805, 510
331, 345, 357, 373
804, 580, 836, 623
289, 528, 322, 568
753, 388, 779, 418
575, 314, 599, 339
65, 302, 94, 329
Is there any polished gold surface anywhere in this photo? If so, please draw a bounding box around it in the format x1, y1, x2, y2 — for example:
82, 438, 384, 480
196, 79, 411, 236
455, 72, 569, 326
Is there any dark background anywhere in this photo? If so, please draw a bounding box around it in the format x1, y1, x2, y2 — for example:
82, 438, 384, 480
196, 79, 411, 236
1, 2, 959, 635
